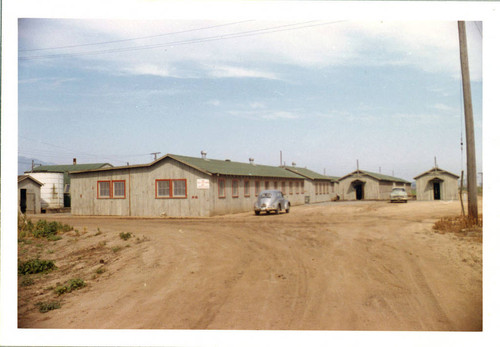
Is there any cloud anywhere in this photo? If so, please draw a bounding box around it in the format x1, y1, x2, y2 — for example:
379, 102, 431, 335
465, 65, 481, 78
207, 65, 279, 80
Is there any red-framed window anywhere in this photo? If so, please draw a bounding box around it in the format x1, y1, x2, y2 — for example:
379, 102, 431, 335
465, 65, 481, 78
218, 179, 226, 198
289, 181, 294, 195
301, 182, 305, 194
265, 181, 270, 190
274, 181, 278, 189
113, 180, 126, 199
255, 181, 260, 196
98, 180, 126, 199
98, 181, 111, 199
244, 180, 250, 197
296, 181, 299, 194
155, 179, 187, 198
232, 179, 239, 198
281, 181, 286, 195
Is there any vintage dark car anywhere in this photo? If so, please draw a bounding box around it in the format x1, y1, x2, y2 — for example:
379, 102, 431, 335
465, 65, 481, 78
254, 190, 290, 215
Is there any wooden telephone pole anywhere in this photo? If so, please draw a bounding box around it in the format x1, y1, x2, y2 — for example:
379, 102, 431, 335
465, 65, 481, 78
458, 21, 478, 221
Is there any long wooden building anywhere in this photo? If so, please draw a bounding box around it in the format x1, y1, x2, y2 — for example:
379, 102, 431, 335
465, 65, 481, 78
70, 153, 306, 217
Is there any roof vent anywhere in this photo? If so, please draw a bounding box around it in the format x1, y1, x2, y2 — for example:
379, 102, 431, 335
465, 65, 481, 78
292, 162, 296, 167
249, 158, 255, 165
201, 151, 207, 160
73, 158, 77, 165
225, 159, 231, 162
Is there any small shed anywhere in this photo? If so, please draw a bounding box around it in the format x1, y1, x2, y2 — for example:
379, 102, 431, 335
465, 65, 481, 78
338, 170, 411, 201
18, 175, 43, 214
414, 167, 459, 201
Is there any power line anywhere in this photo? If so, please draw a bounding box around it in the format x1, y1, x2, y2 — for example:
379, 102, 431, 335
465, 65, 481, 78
19, 20, 255, 52
19, 20, 346, 61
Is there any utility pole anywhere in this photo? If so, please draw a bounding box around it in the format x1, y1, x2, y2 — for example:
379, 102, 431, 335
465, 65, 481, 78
150, 152, 161, 161
458, 21, 478, 221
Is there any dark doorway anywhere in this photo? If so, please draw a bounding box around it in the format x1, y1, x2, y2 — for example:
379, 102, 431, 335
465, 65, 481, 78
355, 184, 364, 200
20, 189, 27, 213
433, 182, 441, 200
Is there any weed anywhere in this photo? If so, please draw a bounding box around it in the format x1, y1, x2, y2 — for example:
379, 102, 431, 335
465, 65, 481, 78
35, 301, 61, 313
47, 249, 54, 254
20, 276, 35, 287
95, 228, 102, 236
98, 241, 107, 247
18, 258, 56, 275
54, 278, 86, 295
112, 246, 122, 253
96, 267, 106, 274
433, 215, 483, 241
119, 232, 132, 241
47, 235, 62, 242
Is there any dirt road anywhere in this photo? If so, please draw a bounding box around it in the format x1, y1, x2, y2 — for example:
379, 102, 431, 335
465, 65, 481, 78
18, 200, 482, 330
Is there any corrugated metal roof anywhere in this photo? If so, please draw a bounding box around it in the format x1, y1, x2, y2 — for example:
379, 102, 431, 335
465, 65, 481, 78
283, 166, 332, 181
339, 170, 410, 184
18, 175, 44, 186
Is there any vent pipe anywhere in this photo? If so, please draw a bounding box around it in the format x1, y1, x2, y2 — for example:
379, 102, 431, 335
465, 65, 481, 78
249, 158, 255, 165
73, 158, 77, 165
201, 151, 207, 159
292, 162, 296, 167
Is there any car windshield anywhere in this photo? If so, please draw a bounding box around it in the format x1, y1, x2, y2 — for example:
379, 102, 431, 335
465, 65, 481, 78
259, 193, 273, 198
392, 188, 405, 192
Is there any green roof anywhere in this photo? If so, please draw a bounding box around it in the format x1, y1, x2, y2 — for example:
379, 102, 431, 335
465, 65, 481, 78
170, 154, 303, 179
31, 163, 112, 185
70, 154, 304, 179
283, 166, 333, 181
340, 170, 410, 184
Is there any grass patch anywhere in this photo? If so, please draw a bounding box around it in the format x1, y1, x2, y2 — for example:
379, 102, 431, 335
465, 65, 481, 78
95, 266, 106, 274
119, 232, 132, 241
18, 215, 73, 240
112, 246, 122, 253
54, 278, 86, 295
35, 301, 61, 313
433, 215, 483, 241
20, 276, 35, 287
18, 258, 56, 275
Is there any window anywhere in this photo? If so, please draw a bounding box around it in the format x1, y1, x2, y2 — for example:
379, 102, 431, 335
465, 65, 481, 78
155, 179, 187, 198
301, 182, 304, 194
173, 180, 186, 197
98, 180, 126, 199
296, 181, 299, 194
157, 180, 170, 197
281, 181, 286, 195
244, 181, 250, 197
232, 179, 239, 197
265, 181, 270, 190
98, 181, 110, 198
289, 181, 294, 195
113, 181, 126, 198
255, 181, 260, 196
218, 179, 226, 198
274, 181, 278, 189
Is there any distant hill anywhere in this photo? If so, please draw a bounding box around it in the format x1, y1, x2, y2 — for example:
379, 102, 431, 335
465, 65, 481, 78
18, 156, 56, 175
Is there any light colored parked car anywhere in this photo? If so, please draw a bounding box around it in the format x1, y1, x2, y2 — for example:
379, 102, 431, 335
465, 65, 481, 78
254, 190, 290, 215
390, 187, 408, 203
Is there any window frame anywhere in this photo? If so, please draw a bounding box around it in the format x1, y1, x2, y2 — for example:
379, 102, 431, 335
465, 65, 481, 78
244, 180, 250, 197
218, 179, 226, 198
232, 179, 239, 198
112, 180, 126, 199
155, 179, 187, 199
97, 180, 111, 199
255, 180, 260, 196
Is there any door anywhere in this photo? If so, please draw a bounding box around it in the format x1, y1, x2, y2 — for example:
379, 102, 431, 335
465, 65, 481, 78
20, 189, 27, 213
433, 182, 441, 200
355, 184, 363, 200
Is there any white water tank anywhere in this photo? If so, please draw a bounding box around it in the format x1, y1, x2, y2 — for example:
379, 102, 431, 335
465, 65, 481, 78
27, 172, 64, 209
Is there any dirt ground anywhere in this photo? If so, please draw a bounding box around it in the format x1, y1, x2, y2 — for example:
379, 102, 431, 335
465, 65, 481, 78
18, 199, 482, 331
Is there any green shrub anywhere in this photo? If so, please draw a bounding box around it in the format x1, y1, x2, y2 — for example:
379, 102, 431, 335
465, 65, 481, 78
47, 235, 62, 242
54, 278, 86, 295
119, 232, 132, 241
95, 267, 106, 274
18, 258, 56, 275
35, 301, 61, 313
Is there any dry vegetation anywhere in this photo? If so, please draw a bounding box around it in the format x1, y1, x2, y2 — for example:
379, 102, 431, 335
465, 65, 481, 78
433, 214, 483, 242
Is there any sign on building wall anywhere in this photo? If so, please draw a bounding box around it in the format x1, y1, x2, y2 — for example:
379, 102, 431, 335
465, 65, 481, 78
197, 179, 210, 189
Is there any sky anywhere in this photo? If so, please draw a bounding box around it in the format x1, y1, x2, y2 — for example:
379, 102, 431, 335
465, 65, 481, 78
16, 16, 483, 181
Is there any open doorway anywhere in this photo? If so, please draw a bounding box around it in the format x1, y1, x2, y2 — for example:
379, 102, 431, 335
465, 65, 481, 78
433, 181, 441, 200
20, 189, 27, 213
352, 181, 364, 200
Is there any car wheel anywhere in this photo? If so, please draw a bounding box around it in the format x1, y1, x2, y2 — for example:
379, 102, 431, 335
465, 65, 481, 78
286, 205, 290, 213
266, 211, 270, 215
255, 211, 260, 215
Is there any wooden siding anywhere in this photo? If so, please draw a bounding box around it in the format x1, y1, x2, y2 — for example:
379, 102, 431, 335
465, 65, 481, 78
415, 172, 458, 201
18, 179, 42, 214
71, 158, 308, 217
